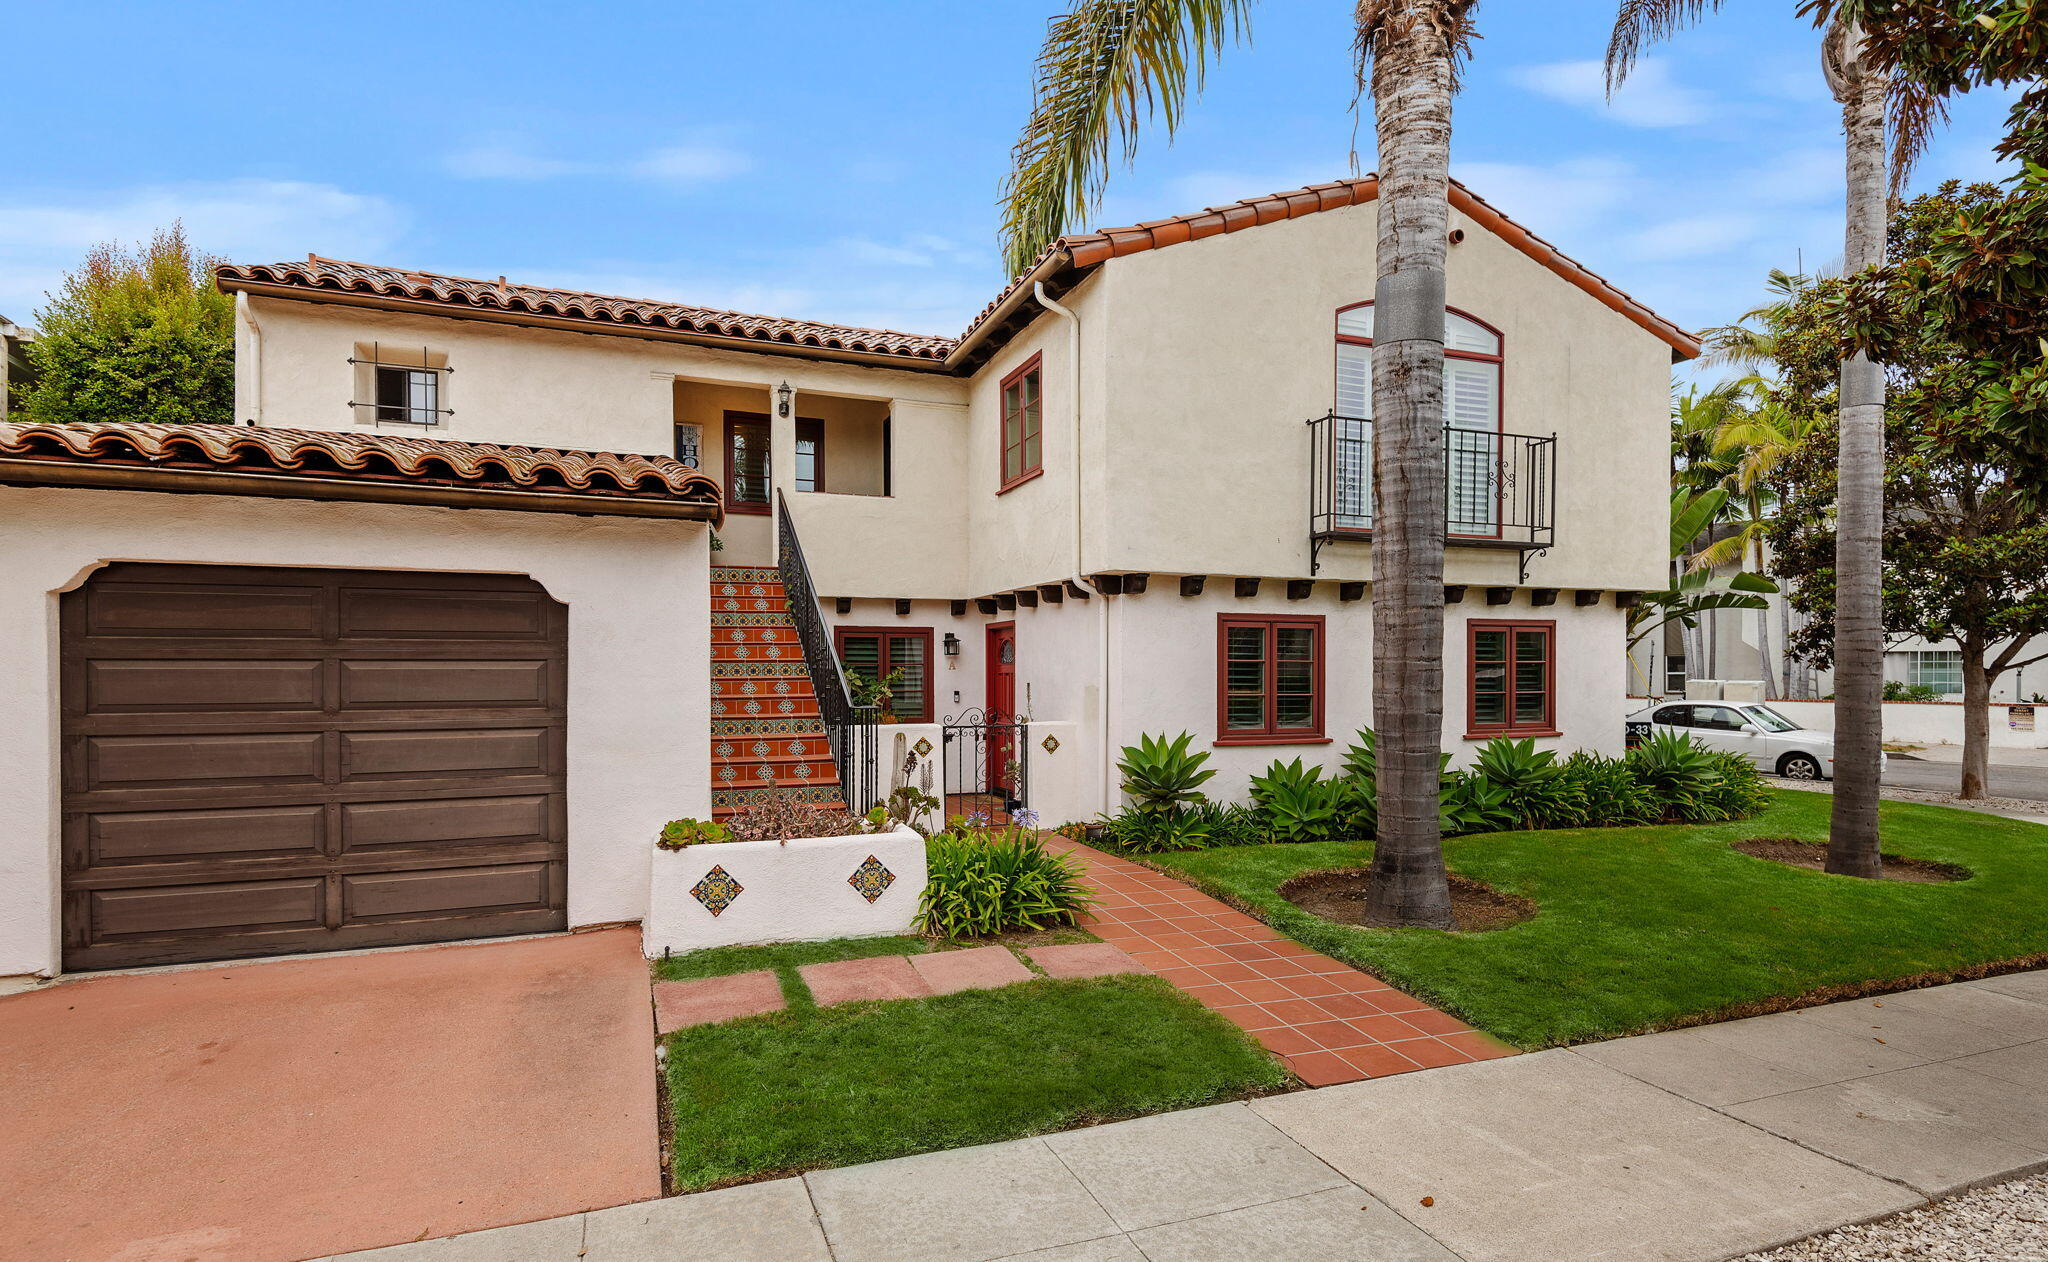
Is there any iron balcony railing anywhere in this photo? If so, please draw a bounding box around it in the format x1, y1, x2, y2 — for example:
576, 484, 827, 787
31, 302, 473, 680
775, 490, 881, 814
1307, 413, 1556, 574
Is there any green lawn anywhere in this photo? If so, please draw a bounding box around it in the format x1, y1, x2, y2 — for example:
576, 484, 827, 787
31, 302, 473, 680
660, 942, 1288, 1190
1147, 789, 2048, 1050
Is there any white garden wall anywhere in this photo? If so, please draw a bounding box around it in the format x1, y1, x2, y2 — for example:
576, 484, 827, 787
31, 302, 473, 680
644, 826, 927, 954
1767, 700, 2048, 751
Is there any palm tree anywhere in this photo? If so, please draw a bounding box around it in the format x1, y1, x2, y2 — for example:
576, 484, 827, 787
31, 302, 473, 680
1607, 1, 1936, 879
1695, 388, 1817, 699
1001, 0, 1477, 927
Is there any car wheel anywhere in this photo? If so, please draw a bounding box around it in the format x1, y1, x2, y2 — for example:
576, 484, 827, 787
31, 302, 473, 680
1778, 753, 1823, 780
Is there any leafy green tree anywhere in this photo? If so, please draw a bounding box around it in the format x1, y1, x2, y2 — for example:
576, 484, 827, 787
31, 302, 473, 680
1761, 183, 2048, 800
23, 223, 233, 428
999, 0, 1480, 930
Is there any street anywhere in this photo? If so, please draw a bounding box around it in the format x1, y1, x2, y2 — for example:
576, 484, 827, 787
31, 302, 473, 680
1884, 756, 2048, 803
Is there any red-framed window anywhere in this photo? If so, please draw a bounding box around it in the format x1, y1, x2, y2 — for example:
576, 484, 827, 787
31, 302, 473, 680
724, 410, 770, 514
1468, 620, 1557, 737
1333, 303, 1505, 536
795, 418, 824, 493
834, 626, 935, 723
1216, 614, 1326, 744
999, 355, 1043, 492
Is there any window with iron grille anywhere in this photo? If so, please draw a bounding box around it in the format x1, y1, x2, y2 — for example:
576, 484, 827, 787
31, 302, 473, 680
1217, 615, 1325, 744
350, 343, 449, 426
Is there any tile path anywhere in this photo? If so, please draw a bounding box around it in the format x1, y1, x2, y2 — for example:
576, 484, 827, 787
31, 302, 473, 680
1048, 836, 1514, 1084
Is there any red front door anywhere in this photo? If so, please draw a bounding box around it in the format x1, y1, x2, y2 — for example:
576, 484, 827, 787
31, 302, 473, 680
986, 623, 1017, 796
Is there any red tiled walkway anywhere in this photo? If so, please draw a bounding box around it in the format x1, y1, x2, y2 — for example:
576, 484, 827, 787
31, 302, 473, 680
1049, 838, 1515, 1085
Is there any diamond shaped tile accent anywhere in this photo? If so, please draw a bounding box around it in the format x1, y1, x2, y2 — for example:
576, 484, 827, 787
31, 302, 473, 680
1041, 734, 1062, 754
912, 737, 934, 757
690, 865, 743, 916
848, 855, 896, 903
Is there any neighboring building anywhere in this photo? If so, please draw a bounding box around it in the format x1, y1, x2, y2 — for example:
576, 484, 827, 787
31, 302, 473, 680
215, 176, 1694, 827
1, 315, 34, 417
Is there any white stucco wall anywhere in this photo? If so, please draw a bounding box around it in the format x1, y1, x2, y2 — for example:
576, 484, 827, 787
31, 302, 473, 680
644, 826, 926, 954
0, 485, 711, 979
1767, 699, 2048, 750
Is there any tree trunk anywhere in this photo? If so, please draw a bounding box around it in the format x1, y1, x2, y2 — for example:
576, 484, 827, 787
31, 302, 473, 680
1779, 589, 1796, 696
1363, 4, 1454, 930
1960, 646, 1991, 800
1824, 17, 1886, 879
1753, 538, 1777, 699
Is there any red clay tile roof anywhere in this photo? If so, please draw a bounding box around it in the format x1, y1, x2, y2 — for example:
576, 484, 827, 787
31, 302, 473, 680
961, 177, 1700, 364
215, 256, 955, 363
0, 421, 724, 520
218, 178, 1697, 373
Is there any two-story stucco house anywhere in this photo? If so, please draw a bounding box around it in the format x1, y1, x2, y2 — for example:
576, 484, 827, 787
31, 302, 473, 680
213, 176, 1696, 833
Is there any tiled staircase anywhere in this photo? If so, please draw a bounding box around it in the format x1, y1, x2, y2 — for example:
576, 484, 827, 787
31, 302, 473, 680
710, 565, 846, 818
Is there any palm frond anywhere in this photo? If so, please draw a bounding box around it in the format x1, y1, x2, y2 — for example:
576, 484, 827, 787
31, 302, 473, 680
1605, 0, 1723, 93
998, 0, 1253, 276
1886, 75, 1948, 197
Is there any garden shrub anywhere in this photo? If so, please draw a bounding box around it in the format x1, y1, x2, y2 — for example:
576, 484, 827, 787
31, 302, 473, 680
1250, 758, 1343, 843
1694, 750, 1773, 821
1116, 732, 1217, 816
1553, 751, 1659, 827
1624, 730, 1727, 822
1469, 737, 1567, 829
919, 823, 1094, 937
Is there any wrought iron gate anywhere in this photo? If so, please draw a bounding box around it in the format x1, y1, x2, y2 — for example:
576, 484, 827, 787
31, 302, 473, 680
941, 708, 1030, 820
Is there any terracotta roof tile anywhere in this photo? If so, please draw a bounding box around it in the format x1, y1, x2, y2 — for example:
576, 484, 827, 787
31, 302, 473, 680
0, 421, 723, 519
216, 257, 955, 364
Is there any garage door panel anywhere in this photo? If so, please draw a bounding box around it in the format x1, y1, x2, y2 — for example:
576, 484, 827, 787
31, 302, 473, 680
87, 804, 326, 864
86, 583, 324, 638
340, 588, 552, 640
341, 795, 550, 849
340, 659, 551, 708
343, 863, 554, 920
88, 877, 326, 938
86, 732, 326, 789
342, 728, 550, 779
86, 660, 324, 713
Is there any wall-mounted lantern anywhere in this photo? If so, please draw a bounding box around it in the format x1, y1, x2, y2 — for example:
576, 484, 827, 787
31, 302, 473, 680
942, 632, 960, 658
777, 381, 793, 418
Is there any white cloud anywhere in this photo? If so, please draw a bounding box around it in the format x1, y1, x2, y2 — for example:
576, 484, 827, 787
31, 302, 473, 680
1451, 156, 1636, 237
1511, 58, 1714, 128
443, 133, 753, 189
0, 178, 405, 317
1623, 212, 1762, 261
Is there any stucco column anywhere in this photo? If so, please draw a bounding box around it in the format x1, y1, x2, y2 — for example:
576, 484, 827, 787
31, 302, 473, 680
770, 380, 798, 532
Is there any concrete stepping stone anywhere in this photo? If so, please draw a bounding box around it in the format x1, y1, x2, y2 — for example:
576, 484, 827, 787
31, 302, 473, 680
654, 969, 786, 1034
800, 955, 932, 1006
1027, 943, 1146, 979
909, 945, 1034, 994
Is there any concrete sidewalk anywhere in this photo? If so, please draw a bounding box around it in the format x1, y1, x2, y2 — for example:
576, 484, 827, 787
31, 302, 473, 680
330, 970, 2048, 1262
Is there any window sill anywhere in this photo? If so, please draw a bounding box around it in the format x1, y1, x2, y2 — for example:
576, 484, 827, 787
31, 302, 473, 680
1463, 728, 1561, 741
726, 501, 771, 516
1214, 735, 1333, 747
997, 468, 1045, 496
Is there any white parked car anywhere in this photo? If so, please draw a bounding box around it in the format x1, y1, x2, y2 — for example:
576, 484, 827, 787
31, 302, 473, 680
1623, 701, 1882, 781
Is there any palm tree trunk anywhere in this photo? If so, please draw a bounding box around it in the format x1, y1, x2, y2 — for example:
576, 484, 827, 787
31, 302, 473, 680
1825, 17, 1886, 879
1363, 3, 1454, 930
1752, 536, 1777, 699
1779, 588, 1795, 696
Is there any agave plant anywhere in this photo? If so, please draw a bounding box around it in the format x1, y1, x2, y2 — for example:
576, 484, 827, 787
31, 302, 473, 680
1116, 731, 1216, 817
1250, 758, 1342, 844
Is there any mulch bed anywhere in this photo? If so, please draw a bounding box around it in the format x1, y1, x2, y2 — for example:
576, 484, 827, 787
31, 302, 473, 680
1278, 869, 1536, 933
1733, 837, 1970, 884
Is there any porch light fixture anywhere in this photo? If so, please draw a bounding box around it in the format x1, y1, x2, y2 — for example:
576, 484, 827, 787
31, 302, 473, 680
777, 381, 792, 418
942, 633, 960, 658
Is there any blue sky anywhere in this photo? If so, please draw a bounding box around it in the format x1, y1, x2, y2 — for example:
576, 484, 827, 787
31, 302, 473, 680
1, 1, 2018, 355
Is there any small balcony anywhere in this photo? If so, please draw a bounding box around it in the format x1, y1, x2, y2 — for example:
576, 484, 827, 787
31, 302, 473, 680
1307, 412, 1556, 576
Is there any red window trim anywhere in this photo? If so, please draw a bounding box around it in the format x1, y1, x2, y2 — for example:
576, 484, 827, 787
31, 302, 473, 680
1215, 613, 1327, 745
1465, 619, 1559, 739
1333, 302, 1507, 541
796, 417, 825, 494
833, 625, 936, 723
723, 410, 770, 515
998, 353, 1044, 494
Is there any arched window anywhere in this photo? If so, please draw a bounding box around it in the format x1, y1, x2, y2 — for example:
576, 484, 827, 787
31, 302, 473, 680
1333, 303, 1503, 534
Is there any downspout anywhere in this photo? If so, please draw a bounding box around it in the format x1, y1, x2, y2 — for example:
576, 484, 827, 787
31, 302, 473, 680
1034, 281, 1112, 815
236, 292, 263, 426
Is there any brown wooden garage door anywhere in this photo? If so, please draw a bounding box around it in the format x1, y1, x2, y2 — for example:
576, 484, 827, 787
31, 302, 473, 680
61, 563, 568, 971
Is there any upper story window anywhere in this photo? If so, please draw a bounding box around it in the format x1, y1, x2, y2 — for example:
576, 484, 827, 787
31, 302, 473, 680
999, 355, 1043, 492
725, 411, 770, 515
1216, 614, 1326, 745
1333, 304, 1503, 534
1469, 620, 1556, 737
351, 343, 450, 426
796, 419, 825, 493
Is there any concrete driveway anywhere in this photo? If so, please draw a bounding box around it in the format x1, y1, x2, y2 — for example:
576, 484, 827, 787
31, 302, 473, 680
0, 928, 660, 1262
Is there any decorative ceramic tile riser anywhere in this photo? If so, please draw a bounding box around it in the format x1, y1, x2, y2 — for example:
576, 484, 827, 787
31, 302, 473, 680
712, 660, 809, 679
713, 626, 798, 645
713, 735, 829, 762
710, 717, 828, 738
710, 610, 792, 627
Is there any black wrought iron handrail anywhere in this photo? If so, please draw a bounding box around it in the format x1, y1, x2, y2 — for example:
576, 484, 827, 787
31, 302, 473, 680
1307, 412, 1556, 575
776, 490, 881, 812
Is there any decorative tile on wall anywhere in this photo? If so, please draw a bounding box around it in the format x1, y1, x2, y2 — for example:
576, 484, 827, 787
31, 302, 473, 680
1041, 733, 1061, 754
691, 865, 744, 916
848, 855, 896, 903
